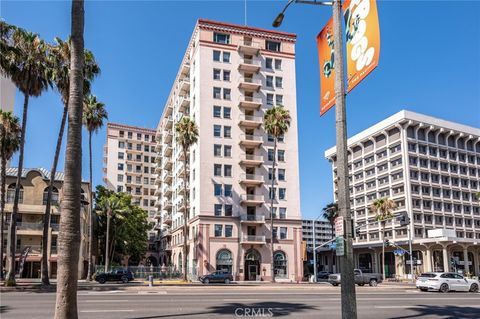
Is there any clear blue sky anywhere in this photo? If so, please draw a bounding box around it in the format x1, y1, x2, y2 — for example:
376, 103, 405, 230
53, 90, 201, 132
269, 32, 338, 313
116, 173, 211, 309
2, 1, 479, 219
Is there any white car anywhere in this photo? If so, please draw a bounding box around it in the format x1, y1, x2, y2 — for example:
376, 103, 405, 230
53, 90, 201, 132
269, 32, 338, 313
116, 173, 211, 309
416, 272, 479, 293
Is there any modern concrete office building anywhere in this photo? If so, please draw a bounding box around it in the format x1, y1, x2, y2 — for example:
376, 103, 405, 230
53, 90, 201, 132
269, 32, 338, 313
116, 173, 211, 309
1, 168, 90, 278
154, 19, 303, 281
325, 110, 480, 278
302, 219, 335, 273
103, 122, 159, 264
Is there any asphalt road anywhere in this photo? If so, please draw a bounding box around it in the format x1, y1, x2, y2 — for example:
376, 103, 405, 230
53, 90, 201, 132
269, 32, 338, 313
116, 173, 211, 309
1, 285, 479, 319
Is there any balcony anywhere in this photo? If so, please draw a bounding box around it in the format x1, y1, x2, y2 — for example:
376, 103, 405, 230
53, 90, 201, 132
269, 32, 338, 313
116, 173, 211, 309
239, 95, 262, 110
162, 145, 173, 157
165, 116, 173, 129
238, 58, 261, 73
239, 134, 263, 147
163, 131, 173, 143
155, 166, 162, 174
163, 200, 173, 210
162, 157, 172, 170
240, 214, 265, 224
179, 77, 190, 93
163, 185, 172, 196
162, 227, 172, 237
17, 222, 43, 233
238, 77, 262, 91
19, 245, 43, 254
240, 194, 264, 205
240, 235, 266, 245
238, 40, 260, 55
164, 244, 172, 252
239, 154, 263, 166
163, 213, 172, 224
239, 114, 262, 128
163, 172, 173, 184
155, 144, 162, 153
181, 61, 190, 75
179, 95, 190, 112
240, 173, 264, 186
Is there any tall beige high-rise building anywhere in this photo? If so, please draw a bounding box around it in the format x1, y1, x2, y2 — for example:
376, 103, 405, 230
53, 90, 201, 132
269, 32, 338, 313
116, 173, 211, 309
103, 123, 159, 262
154, 19, 303, 281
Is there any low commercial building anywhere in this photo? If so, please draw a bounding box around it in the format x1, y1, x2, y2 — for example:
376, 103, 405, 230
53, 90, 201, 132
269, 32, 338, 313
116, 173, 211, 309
325, 110, 480, 278
1, 168, 91, 278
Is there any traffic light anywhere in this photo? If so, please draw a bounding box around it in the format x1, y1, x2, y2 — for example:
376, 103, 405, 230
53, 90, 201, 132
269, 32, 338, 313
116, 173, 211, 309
398, 212, 410, 226
384, 239, 390, 247
355, 228, 361, 238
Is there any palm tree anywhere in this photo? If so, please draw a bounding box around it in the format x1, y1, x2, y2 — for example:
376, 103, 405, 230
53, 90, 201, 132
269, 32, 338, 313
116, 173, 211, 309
369, 197, 396, 280
53, 0, 85, 317
263, 105, 291, 282
0, 111, 21, 281
40, 38, 100, 286
322, 202, 338, 272
83, 94, 107, 280
97, 196, 124, 272
175, 117, 198, 282
1, 24, 51, 286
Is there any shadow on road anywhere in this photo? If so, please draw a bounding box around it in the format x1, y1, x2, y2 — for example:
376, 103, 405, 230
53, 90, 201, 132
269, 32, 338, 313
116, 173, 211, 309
0, 305, 11, 314
127, 301, 317, 318
391, 305, 480, 319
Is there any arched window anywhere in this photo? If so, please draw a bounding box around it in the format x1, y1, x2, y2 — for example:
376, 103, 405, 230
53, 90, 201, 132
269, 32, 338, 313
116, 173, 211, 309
7, 183, 23, 204
273, 251, 287, 278
43, 186, 59, 205
216, 249, 233, 273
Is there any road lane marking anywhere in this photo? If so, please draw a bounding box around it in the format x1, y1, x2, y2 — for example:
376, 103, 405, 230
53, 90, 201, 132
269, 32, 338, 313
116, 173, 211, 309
80, 299, 130, 302
80, 310, 134, 313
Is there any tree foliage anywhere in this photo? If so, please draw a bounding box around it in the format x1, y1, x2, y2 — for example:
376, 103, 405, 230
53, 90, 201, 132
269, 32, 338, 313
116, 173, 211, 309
94, 186, 152, 265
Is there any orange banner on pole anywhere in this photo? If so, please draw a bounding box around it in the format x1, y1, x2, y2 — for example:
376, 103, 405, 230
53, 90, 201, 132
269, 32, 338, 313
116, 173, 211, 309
317, 18, 336, 116
344, 0, 380, 92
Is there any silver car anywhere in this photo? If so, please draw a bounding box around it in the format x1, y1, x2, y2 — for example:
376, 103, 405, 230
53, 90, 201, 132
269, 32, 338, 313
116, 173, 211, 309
416, 272, 479, 293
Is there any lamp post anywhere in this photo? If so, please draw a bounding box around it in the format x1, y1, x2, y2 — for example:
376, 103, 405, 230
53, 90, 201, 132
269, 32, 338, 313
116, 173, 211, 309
273, 1, 357, 318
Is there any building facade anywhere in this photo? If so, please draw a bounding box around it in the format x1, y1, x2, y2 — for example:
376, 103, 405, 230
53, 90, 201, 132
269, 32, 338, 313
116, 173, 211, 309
325, 110, 480, 278
103, 122, 159, 264
154, 19, 303, 281
1, 168, 90, 278
302, 219, 335, 274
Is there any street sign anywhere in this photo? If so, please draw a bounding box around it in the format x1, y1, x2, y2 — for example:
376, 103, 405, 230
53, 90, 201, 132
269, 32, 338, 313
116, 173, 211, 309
335, 236, 345, 256
335, 216, 344, 237
394, 249, 405, 256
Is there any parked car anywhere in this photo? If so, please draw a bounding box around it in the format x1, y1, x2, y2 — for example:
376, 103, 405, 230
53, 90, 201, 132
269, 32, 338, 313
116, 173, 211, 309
317, 271, 333, 280
416, 272, 479, 293
328, 269, 383, 287
94, 269, 134, 284
199, 270, 233, 284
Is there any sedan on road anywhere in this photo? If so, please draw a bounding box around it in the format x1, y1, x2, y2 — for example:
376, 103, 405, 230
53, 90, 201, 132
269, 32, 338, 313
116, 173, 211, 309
416, 272, 479, 293
199, 271, 233, 284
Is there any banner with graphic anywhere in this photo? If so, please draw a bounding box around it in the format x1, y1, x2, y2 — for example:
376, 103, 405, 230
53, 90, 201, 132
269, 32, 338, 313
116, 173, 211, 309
317, 18, 336, 115
317, 0, 380, 115
344, 0, 380, 92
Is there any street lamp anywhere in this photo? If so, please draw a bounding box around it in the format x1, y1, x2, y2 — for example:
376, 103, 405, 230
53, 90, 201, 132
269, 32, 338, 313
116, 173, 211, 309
273, 1, 357, 318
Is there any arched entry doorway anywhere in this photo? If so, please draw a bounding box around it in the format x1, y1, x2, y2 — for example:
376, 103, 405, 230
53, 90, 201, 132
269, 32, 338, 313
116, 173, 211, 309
216, 249, 233, 273
146, 256, 158, 267
244, 249, 261, 281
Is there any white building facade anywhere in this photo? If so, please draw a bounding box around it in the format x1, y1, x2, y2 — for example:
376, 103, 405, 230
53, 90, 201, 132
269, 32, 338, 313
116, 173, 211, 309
325, 110, 480, 278
154, 19, 303, 281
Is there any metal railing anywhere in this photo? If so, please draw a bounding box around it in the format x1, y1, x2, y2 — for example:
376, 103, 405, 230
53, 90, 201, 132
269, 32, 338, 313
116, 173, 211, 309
240, 173, 264, 182
242, 154, 263, 161
239, 114, 262, 122
240, 134, 263, 142
239, 58, 261, 66
240, 95, 262, 104
240, 194, 264, 201
240, 214, 265, 222
241, 235, 266, 243
239, 77, 262, 85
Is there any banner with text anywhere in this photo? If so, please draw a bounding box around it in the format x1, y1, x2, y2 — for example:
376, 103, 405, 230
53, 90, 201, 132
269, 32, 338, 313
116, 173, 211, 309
344, 0, 381, 92
317, 17, 336, 115
317, 0, 380, 115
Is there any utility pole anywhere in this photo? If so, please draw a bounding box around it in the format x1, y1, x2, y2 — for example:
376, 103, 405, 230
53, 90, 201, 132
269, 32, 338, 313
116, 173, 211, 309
273, 1, 357, 318
332, 0, 357, 318
313, 219, 317, 282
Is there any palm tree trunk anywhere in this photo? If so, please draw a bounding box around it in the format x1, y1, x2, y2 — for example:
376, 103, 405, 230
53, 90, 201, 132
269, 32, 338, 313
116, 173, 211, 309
41, 105, 68, 286
105, 213, 110, 272
382, 221, 385, 280
0, 152, 7, 281
269, 138, 277, 283
6, 92, 29, 286
182, 148, 188, 282
86, 131, 93, 281
54, 1, 84, 317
